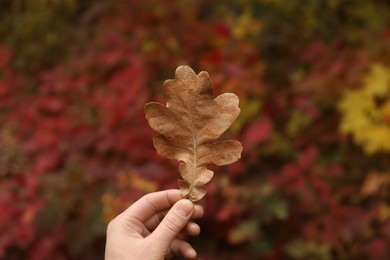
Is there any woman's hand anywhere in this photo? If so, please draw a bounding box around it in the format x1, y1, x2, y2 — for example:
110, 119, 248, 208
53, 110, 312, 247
105, 189, 204, 259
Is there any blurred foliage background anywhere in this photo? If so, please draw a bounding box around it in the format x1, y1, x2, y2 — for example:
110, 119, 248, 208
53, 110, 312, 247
1, 0, 390, 259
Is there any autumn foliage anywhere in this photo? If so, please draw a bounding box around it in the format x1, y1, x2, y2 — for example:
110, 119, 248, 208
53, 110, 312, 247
1, 0, 390, 259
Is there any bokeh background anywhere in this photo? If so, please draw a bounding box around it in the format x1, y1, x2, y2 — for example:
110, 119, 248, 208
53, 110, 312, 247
1, 0, 390, 259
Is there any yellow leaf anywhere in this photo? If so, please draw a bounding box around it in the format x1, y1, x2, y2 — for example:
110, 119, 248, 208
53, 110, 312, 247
378, 203, 390, 222
338, 63, 390, 154
362, 64, 390, 97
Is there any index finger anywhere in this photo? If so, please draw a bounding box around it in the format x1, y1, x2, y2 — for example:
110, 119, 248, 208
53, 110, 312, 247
120, 189, 183, 223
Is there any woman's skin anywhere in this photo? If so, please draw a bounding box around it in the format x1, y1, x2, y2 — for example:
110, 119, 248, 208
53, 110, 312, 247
105, 189, 204, 259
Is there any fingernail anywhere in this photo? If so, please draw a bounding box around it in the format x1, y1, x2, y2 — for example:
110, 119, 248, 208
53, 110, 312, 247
176, 199, 193, 217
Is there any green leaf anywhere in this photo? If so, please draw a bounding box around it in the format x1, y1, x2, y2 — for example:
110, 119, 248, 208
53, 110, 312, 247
228, 220, 259, 244
265, 197, 288, 220
285, 240, 332, 260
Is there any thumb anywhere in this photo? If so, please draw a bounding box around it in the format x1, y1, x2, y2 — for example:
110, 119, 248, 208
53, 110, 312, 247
148, 199, 193, 248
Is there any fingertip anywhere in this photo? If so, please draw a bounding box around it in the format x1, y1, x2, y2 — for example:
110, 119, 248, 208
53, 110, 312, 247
193, 204, 204, 218
186, 222, 201, 236
151, 199, 194, 244
170, 239, 197, 259
185, 247, 197, 259
176, 199, 194, 217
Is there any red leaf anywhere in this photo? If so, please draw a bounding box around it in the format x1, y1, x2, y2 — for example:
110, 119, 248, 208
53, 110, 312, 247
29, 237, 59, 260
39, 97, 64, 113
0, 46, 11, 68
243, 118, 272, 149
369, 239, 389, 259
213, 24, 231, 38
297, 146, 318, 170
33, 151, 62, 173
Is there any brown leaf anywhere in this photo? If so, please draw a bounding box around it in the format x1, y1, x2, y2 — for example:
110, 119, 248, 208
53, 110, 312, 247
360, 171, 390, 198
0, 126, 30, 177
144, 65, 242, 201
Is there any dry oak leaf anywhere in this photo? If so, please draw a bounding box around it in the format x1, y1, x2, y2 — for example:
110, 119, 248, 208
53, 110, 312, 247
144, 65, 243, 201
